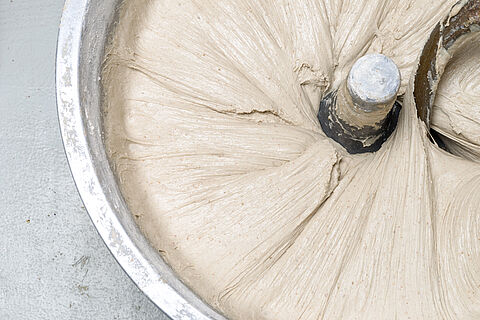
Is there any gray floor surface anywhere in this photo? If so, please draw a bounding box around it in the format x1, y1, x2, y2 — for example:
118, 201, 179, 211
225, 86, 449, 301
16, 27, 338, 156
0, 1, 169, 319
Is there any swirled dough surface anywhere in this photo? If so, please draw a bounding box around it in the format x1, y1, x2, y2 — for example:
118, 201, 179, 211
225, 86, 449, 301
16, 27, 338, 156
431, 32, 480, 162
103, 0, 480, 319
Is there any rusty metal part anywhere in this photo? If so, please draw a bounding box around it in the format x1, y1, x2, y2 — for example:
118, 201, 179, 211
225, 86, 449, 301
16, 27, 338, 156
414, 0, 480, 126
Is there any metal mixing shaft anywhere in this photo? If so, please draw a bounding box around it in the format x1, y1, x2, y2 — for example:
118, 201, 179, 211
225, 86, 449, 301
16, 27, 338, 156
318, 54, 401, 154
347, 54, 400, 114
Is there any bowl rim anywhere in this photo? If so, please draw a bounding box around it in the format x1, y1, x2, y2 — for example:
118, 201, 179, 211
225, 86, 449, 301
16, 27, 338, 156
55, 1, 226, 319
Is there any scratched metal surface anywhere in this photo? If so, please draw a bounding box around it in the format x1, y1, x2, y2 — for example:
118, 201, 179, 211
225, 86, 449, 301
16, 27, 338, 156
0, 1, 168, 318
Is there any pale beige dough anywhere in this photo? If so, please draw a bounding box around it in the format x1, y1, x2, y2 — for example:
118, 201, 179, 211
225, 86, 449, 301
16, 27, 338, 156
103, 0, 480, 319
431, 32, 480, 162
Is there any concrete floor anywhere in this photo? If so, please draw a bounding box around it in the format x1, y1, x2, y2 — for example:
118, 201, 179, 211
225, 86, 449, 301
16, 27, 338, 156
0, 1, 168, 319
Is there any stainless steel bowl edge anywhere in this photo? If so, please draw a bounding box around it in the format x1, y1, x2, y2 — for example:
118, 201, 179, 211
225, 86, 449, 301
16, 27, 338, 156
56, 1, 226, 319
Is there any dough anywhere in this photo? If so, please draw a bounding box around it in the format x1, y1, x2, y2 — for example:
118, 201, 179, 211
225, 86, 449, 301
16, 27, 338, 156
431, 32, 480, 162
103, 0, 480, 319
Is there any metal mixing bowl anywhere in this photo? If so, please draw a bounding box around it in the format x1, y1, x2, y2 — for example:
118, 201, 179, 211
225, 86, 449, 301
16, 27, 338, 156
56, 1, 226, 319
